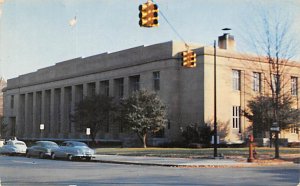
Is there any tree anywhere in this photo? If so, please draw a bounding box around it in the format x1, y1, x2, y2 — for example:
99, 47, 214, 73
244, 96, 300, 138
71, 94, 115, 143
0, 116, 5, 137
241, 3, 299, 157
119, 90, 167, 148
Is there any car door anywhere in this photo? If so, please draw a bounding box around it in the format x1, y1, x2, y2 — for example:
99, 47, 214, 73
57, 142, 68, 158
64, 142, 73, 157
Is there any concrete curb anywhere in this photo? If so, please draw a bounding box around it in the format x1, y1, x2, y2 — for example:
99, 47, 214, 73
92, 159, 294, 168
91, 155, 295, 168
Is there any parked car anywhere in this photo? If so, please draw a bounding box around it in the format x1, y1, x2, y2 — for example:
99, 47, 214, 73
26, 141, 59, 159
51, 141, 94, 161
0, 139, 27, 155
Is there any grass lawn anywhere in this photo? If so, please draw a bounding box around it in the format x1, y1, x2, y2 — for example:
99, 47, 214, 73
95, 147, 299, 159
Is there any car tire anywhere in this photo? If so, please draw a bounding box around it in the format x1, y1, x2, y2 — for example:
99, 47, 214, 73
68, 154, 73, 161
39, 152, 45, 159
26, 151, 30, 158
51, 153, 56, 160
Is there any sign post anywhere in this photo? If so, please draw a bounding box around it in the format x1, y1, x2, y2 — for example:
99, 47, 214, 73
86, 128, 91, 146
40, 124, 45, 139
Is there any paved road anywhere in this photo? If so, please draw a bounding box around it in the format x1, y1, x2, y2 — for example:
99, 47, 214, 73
0, 156, 299, 186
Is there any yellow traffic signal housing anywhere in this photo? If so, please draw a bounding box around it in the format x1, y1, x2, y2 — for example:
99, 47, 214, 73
182, 50, 197, 68
188, 51, 197, 67
139, 3, 149, 27
139, 1, 159, 27
148, 4, 159, 27
182, 51, 189, 67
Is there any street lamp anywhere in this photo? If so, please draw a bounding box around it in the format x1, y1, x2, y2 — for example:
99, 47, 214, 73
40, 124, 44, 139
213, 28, 232, 158
213, 39, 218, 158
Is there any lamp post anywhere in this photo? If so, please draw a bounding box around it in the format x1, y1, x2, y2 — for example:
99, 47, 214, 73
213, 28, 231, 158
213, 40, 218, 158
40, 124, 44, 139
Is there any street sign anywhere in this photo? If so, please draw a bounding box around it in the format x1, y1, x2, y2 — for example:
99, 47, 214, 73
270, 127, 280, 132
86, 128, 91, 135
40, 124, 44, 130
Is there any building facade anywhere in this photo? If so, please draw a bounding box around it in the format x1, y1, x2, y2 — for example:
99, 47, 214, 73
0, 77, 7, 117
3, 38, 300, 144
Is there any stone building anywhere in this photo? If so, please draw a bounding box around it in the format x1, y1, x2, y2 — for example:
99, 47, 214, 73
2, 36, 300, 144
0, 77, 7, 117
0, 77, 7, 137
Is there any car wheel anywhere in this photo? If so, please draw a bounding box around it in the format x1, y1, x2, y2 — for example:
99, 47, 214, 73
26, 151, 30, 158
86, 157, 91, 161
68, 154, 73, 161
39, 152, 45, 159
51, 153, 56, 160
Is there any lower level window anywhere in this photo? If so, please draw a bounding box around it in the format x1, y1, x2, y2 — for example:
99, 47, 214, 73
232, 106, 241, 131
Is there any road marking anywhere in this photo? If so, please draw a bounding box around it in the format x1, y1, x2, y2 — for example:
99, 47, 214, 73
12, 160, 36, 164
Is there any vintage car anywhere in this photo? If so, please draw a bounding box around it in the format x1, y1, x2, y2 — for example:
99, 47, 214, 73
0, 139, 27, 155
51, 141, 94, 161
26, 141, 59, 159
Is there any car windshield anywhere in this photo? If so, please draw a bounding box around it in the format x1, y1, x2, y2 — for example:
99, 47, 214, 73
41, 142, 58, 147
70, 142, 87, 147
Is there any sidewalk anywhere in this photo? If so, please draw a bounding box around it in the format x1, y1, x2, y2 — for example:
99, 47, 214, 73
93, 154, 295, 168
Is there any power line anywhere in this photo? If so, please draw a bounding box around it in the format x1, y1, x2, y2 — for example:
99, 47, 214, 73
152, 0, 189, 49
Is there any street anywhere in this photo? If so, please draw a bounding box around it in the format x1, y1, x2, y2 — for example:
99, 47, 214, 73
0, 155, 299, 186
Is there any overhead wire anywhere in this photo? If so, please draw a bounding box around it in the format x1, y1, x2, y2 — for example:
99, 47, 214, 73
151, 0, 190, 49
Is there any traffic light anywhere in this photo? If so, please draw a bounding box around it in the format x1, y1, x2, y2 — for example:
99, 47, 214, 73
139, 1, 159, 27
182, 50, 197, 68
148, 3, 159, 27
182, 51, 189, 67
139, 3, 149, 27
189, 51, 197, 68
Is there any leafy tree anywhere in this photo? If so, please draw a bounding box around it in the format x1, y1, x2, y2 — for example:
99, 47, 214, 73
119, 90, 167, 148
244, 95, 300, 138
71, 94, 115, 143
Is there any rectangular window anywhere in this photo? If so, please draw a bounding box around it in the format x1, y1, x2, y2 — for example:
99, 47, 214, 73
153, 71, 160, 91
290, 125, 298, 134
232, 70, 240, 91
253, 72, 261, 92
100, 80, 109, 96
87, 82, 96, 97
129, 75, 140, 93
291, 77, 298, 96
114, 78, 124, 98
232, 106, 241, 132
75, 85, 83, 103
10, 95, 14, 109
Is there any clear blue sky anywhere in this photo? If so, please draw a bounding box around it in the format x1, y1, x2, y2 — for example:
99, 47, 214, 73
0, 0, 299, 79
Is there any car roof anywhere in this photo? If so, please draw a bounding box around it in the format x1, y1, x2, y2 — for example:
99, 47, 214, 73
36, 141, 58, 144
63, 141, 86, 145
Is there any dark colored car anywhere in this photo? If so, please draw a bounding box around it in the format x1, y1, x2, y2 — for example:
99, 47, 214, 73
26, 141, 59, 159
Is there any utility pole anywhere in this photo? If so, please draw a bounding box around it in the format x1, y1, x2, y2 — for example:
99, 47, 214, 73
274, 58, 280, 158
213, 40, 218, 158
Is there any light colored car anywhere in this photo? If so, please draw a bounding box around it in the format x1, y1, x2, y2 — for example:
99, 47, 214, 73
51, 141, 94, 161
0, 139, 27, 155
26, 141, 59, 159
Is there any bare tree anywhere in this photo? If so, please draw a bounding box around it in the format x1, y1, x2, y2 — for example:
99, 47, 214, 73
240, 3, 300, 157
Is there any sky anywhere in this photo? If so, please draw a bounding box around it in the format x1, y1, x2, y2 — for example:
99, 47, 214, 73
0, 0, 299, 79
